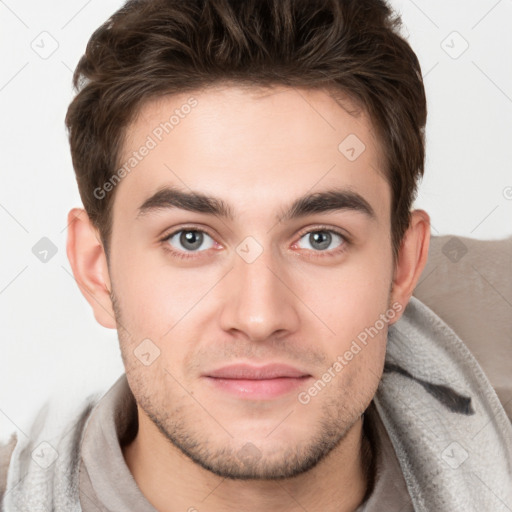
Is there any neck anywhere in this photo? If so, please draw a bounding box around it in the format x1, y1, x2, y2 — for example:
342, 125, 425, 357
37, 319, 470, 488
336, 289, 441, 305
122, 410, 371, 512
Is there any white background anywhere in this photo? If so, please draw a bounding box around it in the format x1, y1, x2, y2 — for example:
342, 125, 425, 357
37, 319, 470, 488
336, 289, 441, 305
1, 0, 511, 441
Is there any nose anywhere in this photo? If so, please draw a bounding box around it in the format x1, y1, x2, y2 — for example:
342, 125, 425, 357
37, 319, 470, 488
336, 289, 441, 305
218, 243, 300, 342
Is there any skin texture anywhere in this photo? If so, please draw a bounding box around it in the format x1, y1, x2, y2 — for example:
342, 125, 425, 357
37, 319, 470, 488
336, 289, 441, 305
66, 85, 430, 512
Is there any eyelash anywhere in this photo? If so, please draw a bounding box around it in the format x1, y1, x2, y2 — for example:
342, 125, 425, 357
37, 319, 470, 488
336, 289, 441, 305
159, 225, 351, 261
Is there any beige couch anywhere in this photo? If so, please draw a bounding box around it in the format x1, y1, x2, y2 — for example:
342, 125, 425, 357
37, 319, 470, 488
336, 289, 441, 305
412, 233, 512, 422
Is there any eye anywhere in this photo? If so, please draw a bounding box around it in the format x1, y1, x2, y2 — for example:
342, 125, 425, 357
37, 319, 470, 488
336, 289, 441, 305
294, 228, 349, 255
161, 228, 216, 257
159, 225, 350, 261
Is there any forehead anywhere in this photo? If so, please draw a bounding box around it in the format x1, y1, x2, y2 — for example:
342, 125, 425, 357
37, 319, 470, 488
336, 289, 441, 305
113, 84, 390, 226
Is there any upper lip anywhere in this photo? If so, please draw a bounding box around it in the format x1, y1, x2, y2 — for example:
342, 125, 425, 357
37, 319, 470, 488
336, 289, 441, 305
204, 363, 310, 380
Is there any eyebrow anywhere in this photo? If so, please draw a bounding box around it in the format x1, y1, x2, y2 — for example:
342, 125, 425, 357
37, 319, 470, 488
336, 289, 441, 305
136, 185, 377, 223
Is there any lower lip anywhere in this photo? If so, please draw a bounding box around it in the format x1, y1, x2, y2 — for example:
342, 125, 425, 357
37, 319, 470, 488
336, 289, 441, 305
204, 376, 312, 399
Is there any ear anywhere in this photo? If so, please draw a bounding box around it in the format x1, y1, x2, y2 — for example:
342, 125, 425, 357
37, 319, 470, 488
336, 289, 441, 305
388, 209, 431, 324
66, 208, 116, 329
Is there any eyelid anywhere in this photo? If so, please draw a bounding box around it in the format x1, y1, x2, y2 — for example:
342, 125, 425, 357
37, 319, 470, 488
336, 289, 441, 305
160, 224, 219, 243
295, 224, 351, 243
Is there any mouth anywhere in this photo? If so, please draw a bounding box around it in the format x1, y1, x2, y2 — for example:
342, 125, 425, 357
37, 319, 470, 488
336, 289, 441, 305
202, 363, 312, 400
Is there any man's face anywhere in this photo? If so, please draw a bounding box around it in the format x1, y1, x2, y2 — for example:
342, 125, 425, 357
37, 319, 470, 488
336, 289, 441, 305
107, 85, 395, 479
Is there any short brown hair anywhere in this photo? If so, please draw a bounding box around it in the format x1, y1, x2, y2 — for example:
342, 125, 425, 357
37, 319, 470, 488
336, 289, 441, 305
65, 0, 427, 265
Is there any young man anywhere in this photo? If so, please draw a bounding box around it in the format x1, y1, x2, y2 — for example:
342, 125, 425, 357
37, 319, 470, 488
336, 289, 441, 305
1, 1, 511, 511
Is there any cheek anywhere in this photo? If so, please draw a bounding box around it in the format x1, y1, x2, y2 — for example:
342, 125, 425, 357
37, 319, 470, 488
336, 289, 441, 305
111, 252, 223, 379
319, 321, 388, 412
301, 251, 391, 389
305, 255, 393, 341
112, 247, 218, 331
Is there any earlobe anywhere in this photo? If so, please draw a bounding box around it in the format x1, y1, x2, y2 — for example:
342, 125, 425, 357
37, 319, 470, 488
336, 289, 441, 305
389, 209, 431, 323
66, 208, 117, 329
